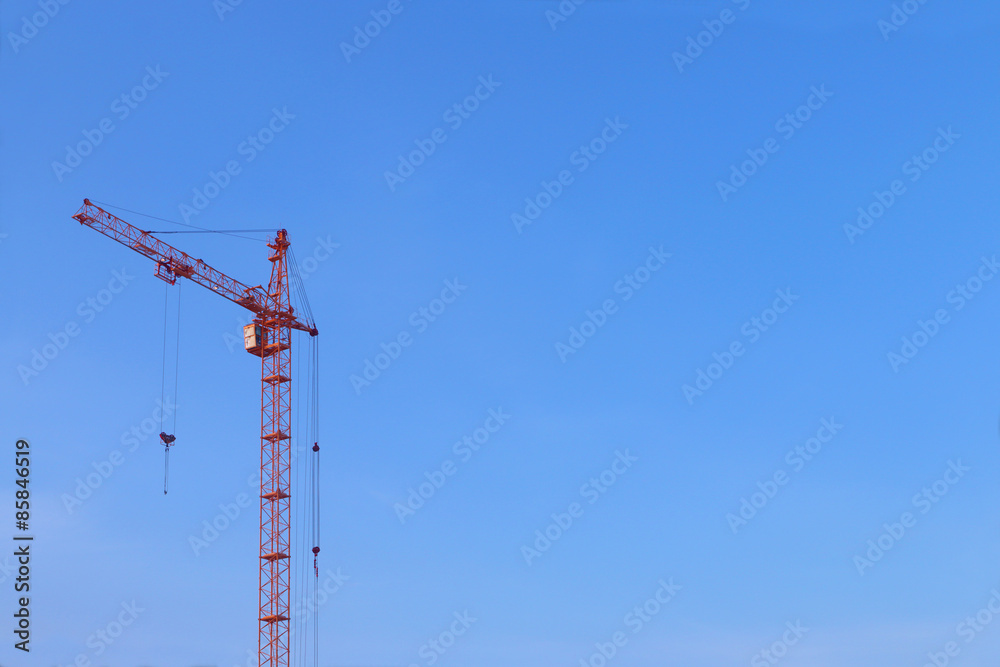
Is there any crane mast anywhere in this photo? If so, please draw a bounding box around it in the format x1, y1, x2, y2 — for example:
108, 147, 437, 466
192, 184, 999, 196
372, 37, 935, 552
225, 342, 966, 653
257, 228, 295, 665
72, 199, 317, 667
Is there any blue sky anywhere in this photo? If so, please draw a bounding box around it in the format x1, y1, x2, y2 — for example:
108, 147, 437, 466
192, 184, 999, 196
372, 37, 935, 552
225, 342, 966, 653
3, 1, 1000, 665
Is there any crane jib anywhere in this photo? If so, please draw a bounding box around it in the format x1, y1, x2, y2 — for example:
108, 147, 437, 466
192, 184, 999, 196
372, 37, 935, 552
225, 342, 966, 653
72, 199, 317, 335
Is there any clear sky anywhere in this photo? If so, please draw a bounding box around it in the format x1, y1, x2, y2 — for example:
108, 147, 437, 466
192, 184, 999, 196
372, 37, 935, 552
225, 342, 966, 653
3, 1, 1000, 665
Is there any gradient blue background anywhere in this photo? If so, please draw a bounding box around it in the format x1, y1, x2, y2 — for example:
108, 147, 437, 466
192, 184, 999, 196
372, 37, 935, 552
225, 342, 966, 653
2, 0, 1000, 665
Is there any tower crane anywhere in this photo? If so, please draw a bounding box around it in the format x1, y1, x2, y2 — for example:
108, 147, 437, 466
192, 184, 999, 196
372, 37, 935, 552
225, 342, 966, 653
71, 198, 319, 667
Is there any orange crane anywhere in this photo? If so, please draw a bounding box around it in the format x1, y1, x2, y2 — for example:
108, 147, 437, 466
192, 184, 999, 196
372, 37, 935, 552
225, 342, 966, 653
71, 198, 319, 667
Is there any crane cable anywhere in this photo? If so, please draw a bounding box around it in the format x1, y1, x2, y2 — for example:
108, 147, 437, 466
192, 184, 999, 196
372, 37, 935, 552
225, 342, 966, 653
174, 281, 181, 437
159, 282, 169, 435
293, 322, 306, 667
160, 283, 170, 495
160, 282, 182, 495
92, 199, 274, 242
310, 335, 321, 667
287, 253, 321, 667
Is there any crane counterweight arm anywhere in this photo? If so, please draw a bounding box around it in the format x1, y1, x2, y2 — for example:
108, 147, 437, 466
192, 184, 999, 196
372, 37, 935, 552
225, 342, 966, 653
73, 199, 317, 335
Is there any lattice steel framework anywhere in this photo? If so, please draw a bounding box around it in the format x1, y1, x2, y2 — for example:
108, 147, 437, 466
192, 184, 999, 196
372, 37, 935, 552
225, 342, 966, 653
257, 231, 294, 666
71, 200, 317, 667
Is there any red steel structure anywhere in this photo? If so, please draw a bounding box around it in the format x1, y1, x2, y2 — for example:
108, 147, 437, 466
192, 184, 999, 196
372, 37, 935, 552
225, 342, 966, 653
72, 199, 317, 667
